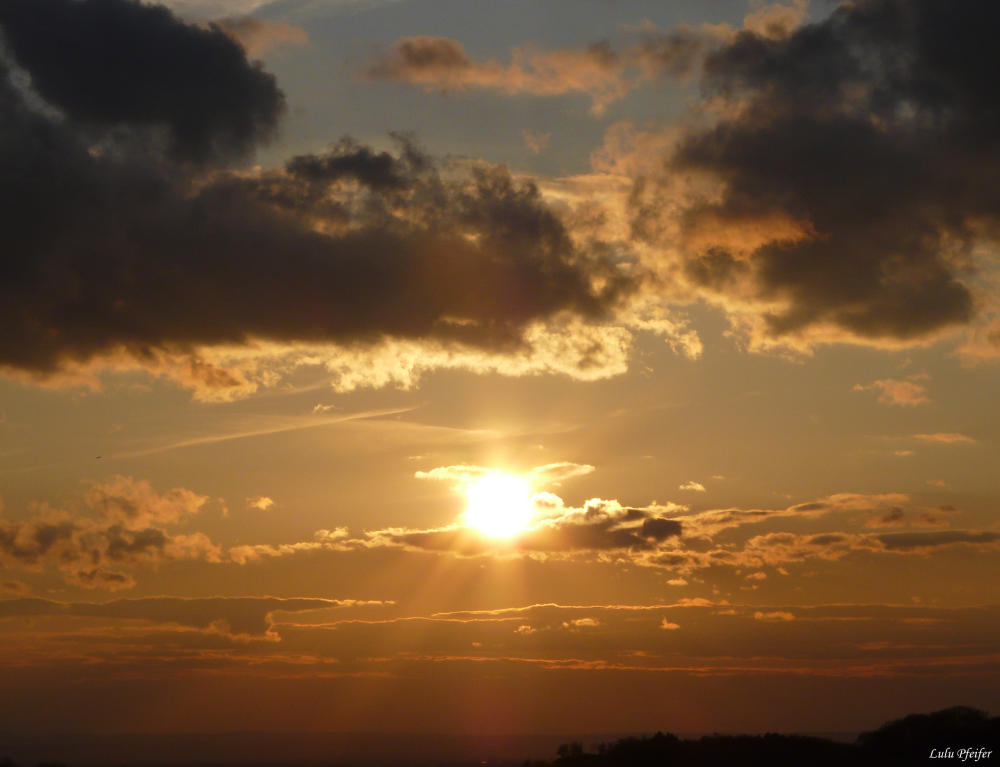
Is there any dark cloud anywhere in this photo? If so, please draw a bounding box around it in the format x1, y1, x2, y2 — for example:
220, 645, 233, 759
284, 136, 428, 192
0, 0, 284, 164
0, 1, 634, 393
657, 0, 1000, 346
0, 520, 78, 567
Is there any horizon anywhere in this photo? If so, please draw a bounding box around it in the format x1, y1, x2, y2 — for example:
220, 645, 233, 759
1, 0, 999, 751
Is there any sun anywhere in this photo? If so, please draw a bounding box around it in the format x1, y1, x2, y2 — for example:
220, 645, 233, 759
462, 474, 535, 538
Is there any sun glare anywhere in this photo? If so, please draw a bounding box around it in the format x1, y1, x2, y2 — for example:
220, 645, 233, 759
463, 474, 535, 538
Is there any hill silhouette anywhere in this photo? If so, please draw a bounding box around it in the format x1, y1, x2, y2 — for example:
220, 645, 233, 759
531, 706, 999, 767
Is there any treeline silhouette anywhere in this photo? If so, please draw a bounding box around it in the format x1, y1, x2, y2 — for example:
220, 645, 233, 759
1, 707, 997, 767
531, 707, 999, 767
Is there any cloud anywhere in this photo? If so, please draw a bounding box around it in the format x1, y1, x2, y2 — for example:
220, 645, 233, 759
0, 476, 220, 589
247, 496, 274, 511
913, 433, 977, 445
211, 16, 308, 57
0, 596, 383, 638
0, 0, 283, 164
875, 530, 1000, 552
523, 131, 551, 154
675, 492, 910, 540
87, 475, 207, 530
854, 377, 931, 406
632, 22, 733, 81
679, 481, 706, 492
742, 0, 809, 41
363, 36, 633, 114
660, 619, 680, 630
366, 496, 682, 558
754, 610, 795, 622
363, 24, 739, 111
229, 527, 352, 565
865, 506, 907, 528
562, 617, 600, 629
0, 0, 656, 400
628, 0, 1000, 352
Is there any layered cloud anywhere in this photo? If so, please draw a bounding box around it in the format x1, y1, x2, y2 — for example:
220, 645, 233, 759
368, 497, 683, 558
363, 36, 632, 114
362, 4, 810, 112
4, 469, 996, 595
0, 595, 387, 638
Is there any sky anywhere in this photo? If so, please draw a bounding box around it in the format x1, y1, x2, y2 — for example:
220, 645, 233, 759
0, 0, 999, 744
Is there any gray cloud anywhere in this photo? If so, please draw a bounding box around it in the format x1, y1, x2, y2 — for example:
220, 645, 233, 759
0, 0, 284, 164
0, 0, 638, 397
648, 0, 1000, 348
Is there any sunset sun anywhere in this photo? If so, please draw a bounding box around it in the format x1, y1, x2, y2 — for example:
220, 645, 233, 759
462, 474, 535, 538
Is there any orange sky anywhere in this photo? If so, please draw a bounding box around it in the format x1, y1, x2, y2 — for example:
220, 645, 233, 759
0, 0, 998, 743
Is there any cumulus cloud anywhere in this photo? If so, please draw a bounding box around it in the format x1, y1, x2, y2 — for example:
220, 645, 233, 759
853, 377, 931, 406
0, 0, 284, 164
679, 480, 706, 492
628, 0, 1000, 352
660, 619, 681, 630
247, 496, 275, 511
0, 0, 675, 400
0, 476, 219, 589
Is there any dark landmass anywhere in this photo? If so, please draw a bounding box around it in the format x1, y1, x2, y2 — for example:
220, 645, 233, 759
1, 706, 997, 767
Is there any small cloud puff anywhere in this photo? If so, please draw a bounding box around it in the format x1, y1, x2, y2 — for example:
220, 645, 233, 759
679, 481, 706, 492
660, 619, 681, 630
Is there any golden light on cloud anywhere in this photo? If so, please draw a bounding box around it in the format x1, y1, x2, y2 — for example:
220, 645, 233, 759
462, 474, 535, 538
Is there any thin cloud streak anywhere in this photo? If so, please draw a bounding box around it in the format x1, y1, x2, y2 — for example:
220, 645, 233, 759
110, 406, 419, 458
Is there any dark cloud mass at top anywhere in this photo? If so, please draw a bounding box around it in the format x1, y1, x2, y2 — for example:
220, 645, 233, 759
666, 0, 1000, 345
0, 0, 631, 385
0, 0, 284, 164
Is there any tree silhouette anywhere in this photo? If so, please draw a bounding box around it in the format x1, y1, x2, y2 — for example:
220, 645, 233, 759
541, 706, 999, 767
